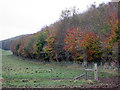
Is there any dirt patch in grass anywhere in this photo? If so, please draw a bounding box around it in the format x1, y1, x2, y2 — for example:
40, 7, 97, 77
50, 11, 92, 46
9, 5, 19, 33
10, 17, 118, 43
0, 78, 5, 83
97, 76, 120, 88
99, 76, 119, 84
75, 75, 120, 89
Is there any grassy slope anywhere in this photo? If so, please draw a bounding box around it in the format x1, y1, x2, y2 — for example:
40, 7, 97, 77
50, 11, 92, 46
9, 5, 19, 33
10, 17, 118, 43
2, 49, 118, 88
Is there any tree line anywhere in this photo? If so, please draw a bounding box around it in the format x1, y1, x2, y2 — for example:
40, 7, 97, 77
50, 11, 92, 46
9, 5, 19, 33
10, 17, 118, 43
10, 2, 119, 66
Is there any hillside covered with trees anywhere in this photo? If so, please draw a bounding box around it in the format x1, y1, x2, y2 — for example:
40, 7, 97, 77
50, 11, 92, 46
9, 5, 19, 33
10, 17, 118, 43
0, 35, 26, 50
10, 2, 119, 68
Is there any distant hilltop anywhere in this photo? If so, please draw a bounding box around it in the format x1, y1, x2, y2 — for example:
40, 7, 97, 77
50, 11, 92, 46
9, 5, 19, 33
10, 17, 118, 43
0, 35, 27, 50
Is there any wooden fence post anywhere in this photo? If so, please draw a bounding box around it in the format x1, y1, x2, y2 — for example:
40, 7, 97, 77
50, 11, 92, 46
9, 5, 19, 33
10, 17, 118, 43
85, 66, 87, 80
94, 64, 98, 80
8, 67, 10, 79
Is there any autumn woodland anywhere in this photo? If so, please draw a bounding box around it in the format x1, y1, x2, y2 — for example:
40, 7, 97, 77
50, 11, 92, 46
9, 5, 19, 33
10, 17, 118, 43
10, 2, 119, 67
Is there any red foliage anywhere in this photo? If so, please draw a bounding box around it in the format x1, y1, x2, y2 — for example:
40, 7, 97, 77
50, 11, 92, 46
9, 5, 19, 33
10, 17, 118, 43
64, 28, 101, 61
64, 28, 84, 62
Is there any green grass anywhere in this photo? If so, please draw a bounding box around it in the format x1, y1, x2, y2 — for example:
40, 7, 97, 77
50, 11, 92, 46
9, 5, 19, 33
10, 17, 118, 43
2, 49, 118, 88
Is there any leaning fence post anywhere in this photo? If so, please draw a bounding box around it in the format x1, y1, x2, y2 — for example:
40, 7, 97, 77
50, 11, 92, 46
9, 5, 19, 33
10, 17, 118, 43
94, 64, 98, 80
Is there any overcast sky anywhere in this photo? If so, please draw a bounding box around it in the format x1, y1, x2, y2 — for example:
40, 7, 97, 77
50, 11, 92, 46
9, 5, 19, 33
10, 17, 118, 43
0, 0, 111, 41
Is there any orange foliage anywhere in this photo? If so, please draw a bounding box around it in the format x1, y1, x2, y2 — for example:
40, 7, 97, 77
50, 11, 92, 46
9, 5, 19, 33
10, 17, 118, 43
64, 28, 84, 62
81, 32, 101, 61
64, 28, 101, 61
105, 12, 119, 48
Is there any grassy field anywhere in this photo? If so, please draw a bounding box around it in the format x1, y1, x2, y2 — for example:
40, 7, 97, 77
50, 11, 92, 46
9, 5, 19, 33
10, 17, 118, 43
1, 49, 119, 88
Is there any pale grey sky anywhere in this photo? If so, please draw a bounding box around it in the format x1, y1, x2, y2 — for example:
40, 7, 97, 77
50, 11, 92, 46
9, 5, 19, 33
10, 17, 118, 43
0, 0, 111, 41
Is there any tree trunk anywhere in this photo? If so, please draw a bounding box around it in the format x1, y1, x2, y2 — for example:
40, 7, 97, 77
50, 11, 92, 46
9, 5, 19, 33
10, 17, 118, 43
83, 48, 88, 67
55, 53, 59, 62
